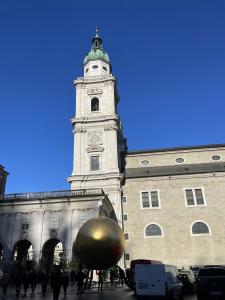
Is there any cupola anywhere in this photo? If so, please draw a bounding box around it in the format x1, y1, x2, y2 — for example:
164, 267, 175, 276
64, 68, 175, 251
83, 29, 111, 77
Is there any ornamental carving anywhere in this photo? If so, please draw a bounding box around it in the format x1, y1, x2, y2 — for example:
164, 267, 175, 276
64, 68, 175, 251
104, 124, 118, 131
20, 230, 28, 240
87, 132, 103, 146
76, 83, 86, 89
86, 145, 104, 153
49, 229, 57, 239
74, 126, 87, 133
104, 81, 114, 87
87, 88, 103, 95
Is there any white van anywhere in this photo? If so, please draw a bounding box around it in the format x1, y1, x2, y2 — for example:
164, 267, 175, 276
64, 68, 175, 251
134, 263, 183, 299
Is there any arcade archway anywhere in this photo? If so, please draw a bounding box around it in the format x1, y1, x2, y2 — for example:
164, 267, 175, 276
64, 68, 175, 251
12, 240, 33, 263
0, 243, 3, 261
42, 239, 63, 270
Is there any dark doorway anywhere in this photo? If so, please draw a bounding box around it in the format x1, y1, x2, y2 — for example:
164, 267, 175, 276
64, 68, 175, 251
12, 240, 33, 263
0, 243, 3, 261
42, 239, 63, 271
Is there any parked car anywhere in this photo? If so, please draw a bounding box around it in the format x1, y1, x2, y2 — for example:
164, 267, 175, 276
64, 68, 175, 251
197, 266, 225, 300
178, 269, 196, 293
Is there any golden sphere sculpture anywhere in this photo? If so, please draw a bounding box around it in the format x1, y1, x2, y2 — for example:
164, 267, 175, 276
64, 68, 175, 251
75, 217, 125, 270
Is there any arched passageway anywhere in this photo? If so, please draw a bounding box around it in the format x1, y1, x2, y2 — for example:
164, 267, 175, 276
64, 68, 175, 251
71, 242, 81, 270
0, 243, 3, 261
42, 239, 63, 271
12, 240, 33, 263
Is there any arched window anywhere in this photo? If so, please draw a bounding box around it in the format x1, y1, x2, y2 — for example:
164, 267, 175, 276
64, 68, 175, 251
145, 224, 162, 237
192, 221, 210, 235
91, 98, 99, 112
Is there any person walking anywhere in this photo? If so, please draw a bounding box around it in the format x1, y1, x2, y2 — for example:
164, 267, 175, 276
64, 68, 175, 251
76, 269, 86, 296
61, 270, 69, 297
29, 269, 37, 295
40, 270, 49, 296
14, 270, 22, 297
2, 270, 10, 295
70, 270, 76, 286
22, 270, 29, 297
97, 270, 104, 292
118, 266, 126, 287
51, 267, 62, 300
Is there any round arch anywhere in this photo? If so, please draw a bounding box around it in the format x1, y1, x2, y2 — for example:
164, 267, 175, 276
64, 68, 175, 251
0, 242, 3, 261
12, 240, 33, 263
91, 97, 99, 111
144, 223, 164, 238
70, 240, 81, 270
190, 220, 211, 236
41, 238, 63, 271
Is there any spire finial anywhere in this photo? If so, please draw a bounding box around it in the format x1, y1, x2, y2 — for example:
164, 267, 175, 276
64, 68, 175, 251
95, 27, 99, 38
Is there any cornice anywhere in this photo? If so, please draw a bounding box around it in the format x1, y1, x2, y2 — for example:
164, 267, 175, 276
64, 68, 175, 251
70, 114, 120, 125
68, 172, 123, 182
73, 75, 116, 87
127, 143, 225, 156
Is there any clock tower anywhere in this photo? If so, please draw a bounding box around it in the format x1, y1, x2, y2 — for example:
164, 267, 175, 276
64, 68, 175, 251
68, 30, 127, 224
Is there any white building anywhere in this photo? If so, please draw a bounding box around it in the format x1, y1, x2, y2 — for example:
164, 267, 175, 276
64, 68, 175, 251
1, 31, 225, 269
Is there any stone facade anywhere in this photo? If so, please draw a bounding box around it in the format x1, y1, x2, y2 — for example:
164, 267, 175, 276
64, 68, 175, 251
0, 189, 116, 262
122, 145, 225, 268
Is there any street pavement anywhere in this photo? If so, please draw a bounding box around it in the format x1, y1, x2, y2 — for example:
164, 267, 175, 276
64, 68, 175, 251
0, 285, 197, 300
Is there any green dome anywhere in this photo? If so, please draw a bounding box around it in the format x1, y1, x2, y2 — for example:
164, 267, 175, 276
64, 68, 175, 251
84, 48, 110, 65
83, 30, 110, 65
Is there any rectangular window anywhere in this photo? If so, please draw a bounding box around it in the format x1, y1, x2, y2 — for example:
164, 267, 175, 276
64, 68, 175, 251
185, 188, 205, 206
185, 189, 195, 205
21, 223, 29, 230
125, 253, 130, 260
122, 196, 127, 203
151, 191, 159, 207
124, 233, 129, 240
90, 156, 100, 171
141, 191, 160, 209
195, 189, 204, 205
123, 214, 128, 221
141, 192, 150, 208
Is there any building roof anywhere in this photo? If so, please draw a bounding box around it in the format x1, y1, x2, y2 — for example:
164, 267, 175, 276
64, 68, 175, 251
127, 143, 225, 155
125, 162, 225, 179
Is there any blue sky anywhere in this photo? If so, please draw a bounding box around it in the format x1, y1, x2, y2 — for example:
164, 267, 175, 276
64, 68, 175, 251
1, 0, 225, 193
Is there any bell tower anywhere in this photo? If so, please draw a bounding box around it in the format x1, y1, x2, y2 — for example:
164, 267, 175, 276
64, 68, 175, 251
68, 30, 127, 224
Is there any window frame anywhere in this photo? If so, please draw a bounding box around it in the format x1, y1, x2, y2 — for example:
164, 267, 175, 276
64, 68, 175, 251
144, 223, 164, 238
123, 214, 128, 221
140, 160, 150, 167
183, 187, 206, 207
140, 190, 161, 210
90, 155, 100, 172
190, 220, 211, 236
125, 253, 130, 260
210, 155, 222, 161
91, 97, 100, 112
122, 196, 127, 204
124, 233, 129, 240
174, 157, 185, 164
21, 223, 29, 230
